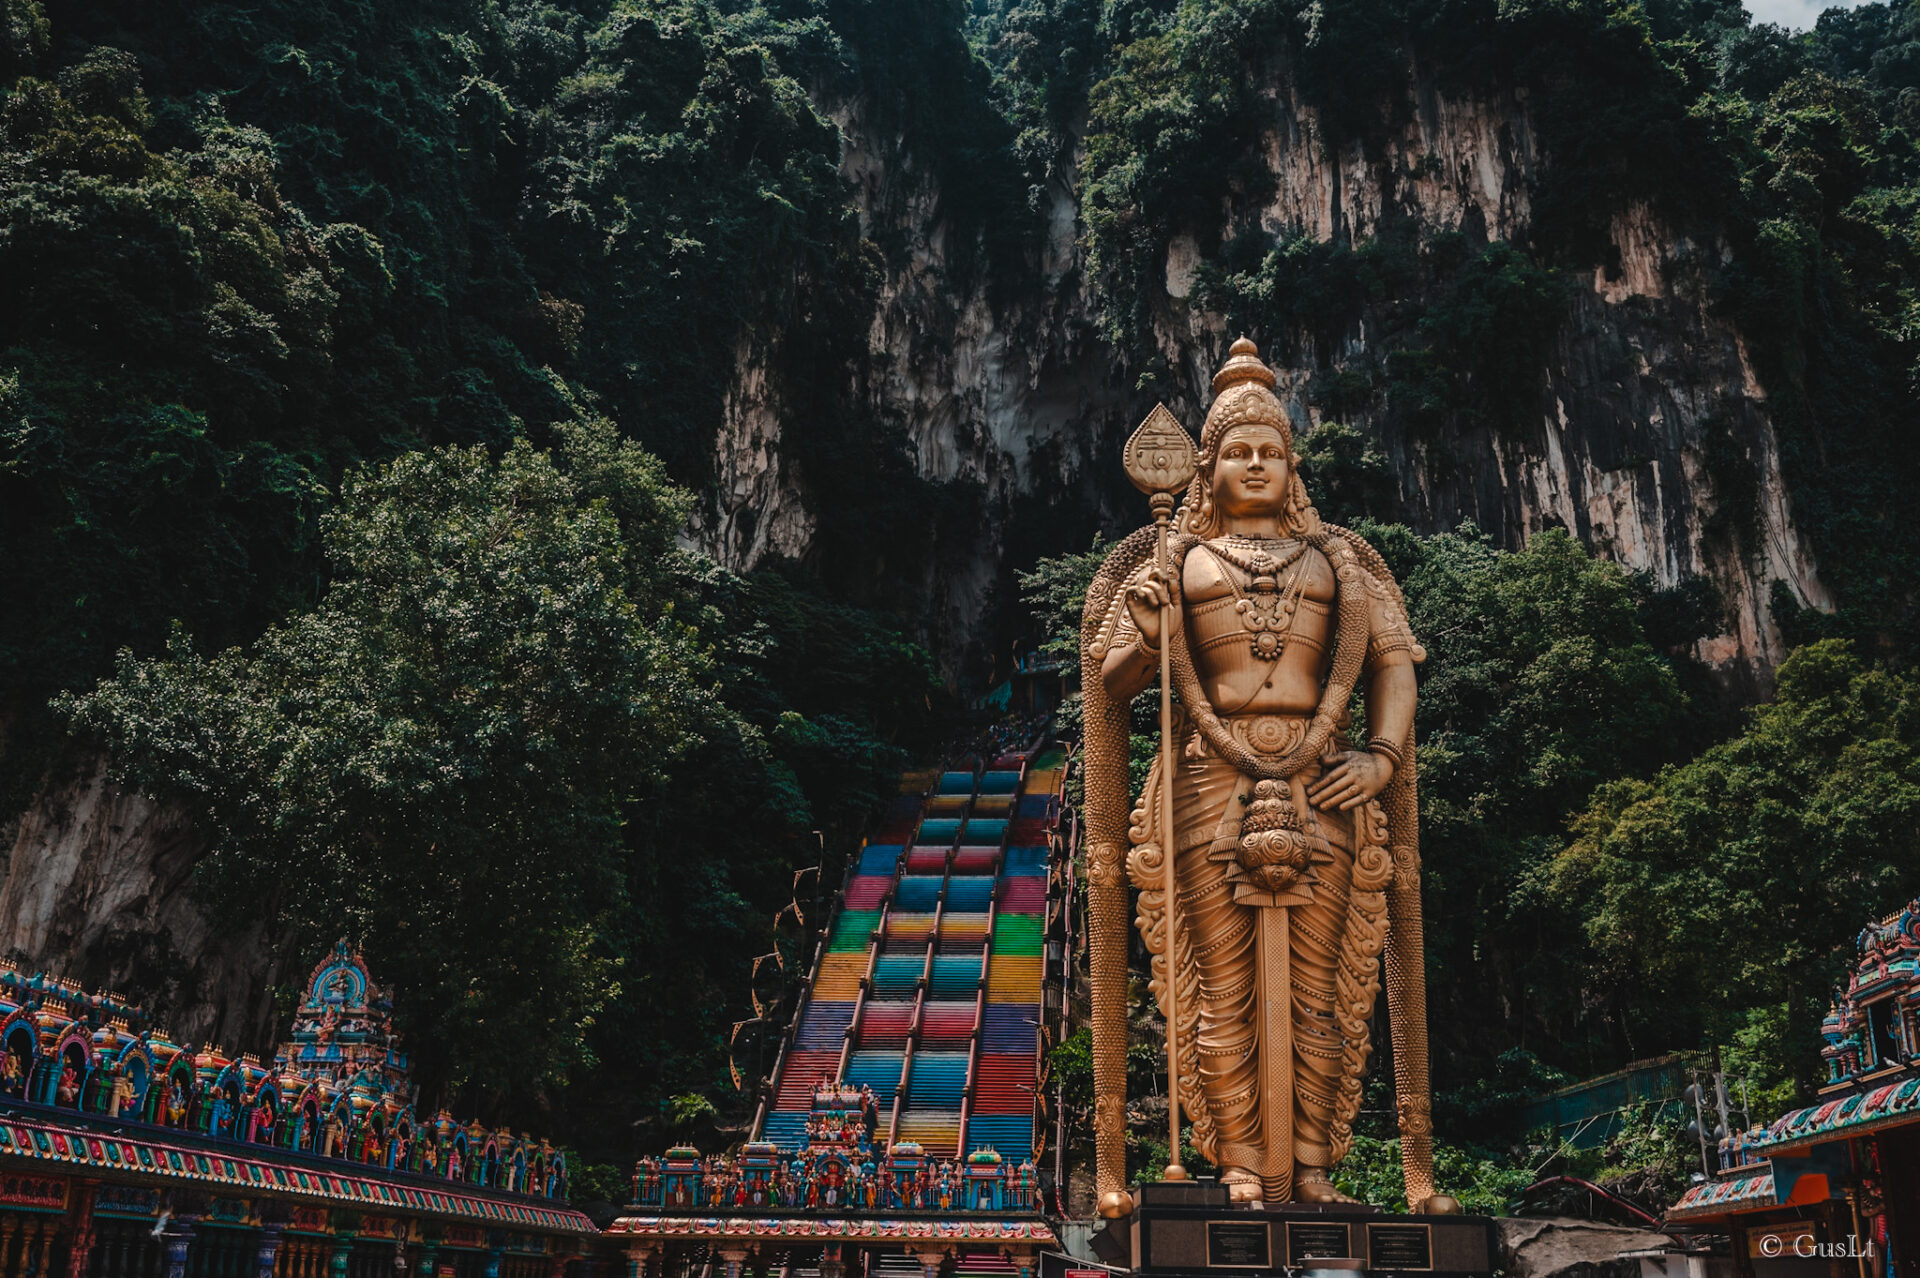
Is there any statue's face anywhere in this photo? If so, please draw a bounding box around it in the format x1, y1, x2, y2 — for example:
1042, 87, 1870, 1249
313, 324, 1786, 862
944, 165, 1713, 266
1211, 423, 1290, 518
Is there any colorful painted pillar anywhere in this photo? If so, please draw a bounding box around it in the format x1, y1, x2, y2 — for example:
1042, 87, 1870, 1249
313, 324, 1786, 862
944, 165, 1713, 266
253, 1227, 283, 1278
326, 1228, 355, 1278
911, 1247, 946, 1278
622, 1244, 656, 1278
18, 1217, 49, 1278
63, 1180, 97, 1278
164, 1217, 198, 1278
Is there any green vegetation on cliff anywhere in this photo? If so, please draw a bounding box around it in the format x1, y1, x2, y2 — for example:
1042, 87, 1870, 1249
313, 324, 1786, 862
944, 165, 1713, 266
6, 0, 1920, 1177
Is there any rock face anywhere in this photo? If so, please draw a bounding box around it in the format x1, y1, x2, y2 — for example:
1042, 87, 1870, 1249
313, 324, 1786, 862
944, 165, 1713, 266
0, 744, 279, 1051
1498, 1217, 1674, 1278
692, 75, 1827, 685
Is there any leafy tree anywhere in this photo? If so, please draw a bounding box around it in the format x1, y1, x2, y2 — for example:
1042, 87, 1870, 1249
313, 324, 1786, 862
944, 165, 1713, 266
1333, 1134, 1537, 1215
1339, 523, 1709, 1088
60, 420, 947, 1124
60, 421, 708, 1096
1552, 639, 1920, 1095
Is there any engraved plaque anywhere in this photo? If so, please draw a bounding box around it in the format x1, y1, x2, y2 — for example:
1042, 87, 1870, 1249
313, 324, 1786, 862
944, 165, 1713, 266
1124, 404, 1197, 496
1368, 1223, 1434, 1271
1205, 1221, 1272, 1269
1287, 1222, 1354, 1263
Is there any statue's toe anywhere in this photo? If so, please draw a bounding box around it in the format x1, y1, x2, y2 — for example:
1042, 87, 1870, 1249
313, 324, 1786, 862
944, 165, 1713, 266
1221, 1167, 1263, 1203
1293, 1168, 1359, 1205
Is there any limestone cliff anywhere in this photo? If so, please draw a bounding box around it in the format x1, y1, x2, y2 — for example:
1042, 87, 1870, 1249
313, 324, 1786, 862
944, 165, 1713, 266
0, 736, 281, 1051
2, 63, 1829, 1012
695, 76, 1828, 686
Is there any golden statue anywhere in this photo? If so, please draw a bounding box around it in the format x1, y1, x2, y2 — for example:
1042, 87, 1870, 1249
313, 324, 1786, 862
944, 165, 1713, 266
1081, 339, 1456, 1214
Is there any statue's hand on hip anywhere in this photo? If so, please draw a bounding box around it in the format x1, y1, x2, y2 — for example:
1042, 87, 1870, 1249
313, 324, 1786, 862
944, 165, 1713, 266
1125, 570, 1177, 647
1307, 750, 1393, 810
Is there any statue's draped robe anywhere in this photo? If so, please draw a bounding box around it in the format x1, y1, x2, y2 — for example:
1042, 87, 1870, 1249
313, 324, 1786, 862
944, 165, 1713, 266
1096, 531, 1418, 1202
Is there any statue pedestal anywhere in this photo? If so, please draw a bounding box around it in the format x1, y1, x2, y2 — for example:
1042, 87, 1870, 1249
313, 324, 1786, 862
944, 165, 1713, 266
1091, 1181, 1496, 1277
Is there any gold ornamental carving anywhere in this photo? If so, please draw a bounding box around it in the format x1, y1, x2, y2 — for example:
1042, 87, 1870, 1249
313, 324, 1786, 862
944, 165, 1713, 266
1080, 338, 1458, 1215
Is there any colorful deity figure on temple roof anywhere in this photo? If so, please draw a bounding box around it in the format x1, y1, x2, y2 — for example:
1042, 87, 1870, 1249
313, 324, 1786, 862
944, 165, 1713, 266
56, 1061, 80, 1106
2, 1047, 25, 1096
250, 1099, 275, 1143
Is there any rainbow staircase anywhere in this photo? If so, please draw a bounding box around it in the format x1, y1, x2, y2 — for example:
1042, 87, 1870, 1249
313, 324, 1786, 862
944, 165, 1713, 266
756, 746, 1066, 1163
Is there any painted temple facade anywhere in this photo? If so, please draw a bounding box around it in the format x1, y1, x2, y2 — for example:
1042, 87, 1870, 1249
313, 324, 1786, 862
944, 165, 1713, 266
0, 943, 593, 1278
1668, 898, 1920, 1275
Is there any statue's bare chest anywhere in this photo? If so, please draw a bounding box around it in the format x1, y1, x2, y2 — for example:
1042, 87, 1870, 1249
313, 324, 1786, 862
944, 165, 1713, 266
1183, 539, 1336, 669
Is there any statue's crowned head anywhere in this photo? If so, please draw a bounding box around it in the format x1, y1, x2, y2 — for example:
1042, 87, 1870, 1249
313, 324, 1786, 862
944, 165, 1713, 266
1178, 337, 1321, 538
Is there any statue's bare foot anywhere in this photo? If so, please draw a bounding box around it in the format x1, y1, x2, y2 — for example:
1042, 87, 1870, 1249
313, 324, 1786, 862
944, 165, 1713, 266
1221, 1167, 1263, 1203
1293, 1167, 1358, 1205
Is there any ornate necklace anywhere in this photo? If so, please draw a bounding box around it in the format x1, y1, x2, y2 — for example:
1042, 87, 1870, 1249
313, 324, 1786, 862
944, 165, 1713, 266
1201, 538, 1310, 659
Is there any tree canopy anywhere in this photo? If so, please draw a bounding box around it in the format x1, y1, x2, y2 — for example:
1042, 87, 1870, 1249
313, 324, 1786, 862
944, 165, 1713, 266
60, 421, 944, 1120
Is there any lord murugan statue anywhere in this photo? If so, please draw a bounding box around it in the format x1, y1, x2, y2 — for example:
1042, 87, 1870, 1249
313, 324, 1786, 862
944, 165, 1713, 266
1082, 338, 1455, 1214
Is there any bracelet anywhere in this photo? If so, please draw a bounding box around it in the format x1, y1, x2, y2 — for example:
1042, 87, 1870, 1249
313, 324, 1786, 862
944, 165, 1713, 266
1368, 737, 1403, 769
1134, 632, 1161, 657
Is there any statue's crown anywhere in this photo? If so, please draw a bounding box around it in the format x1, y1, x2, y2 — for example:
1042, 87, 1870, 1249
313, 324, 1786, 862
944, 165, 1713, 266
1211, 337, 1277, 394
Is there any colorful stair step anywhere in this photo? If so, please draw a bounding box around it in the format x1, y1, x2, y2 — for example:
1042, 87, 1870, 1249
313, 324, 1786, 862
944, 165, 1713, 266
844, 876, 892, 910
846, 1050, 905, 1105
965, 1115, 1033, 1155
857, 845, 904, 876
774, 1051, 844, 1108
884, 912, 936, 942
856, 1001, 915, 1047
905, 1052, 969, 1107
996, 878, 1047, 912
991, 915, 1043, 952
896, 1111, 961, 1155
895, 876, 943, 911
916, 818, 963, 844
796, 1001, 855, 1049
929, 953, 983, 997
919, 1002, 976, 1043
974, 1056, 1037, 1111
905, 846, 949, 872
952, 846, 999, 875
1015, 794, 1055, 819
829, 909, 880, 951
987, 958, 1042, 999
960, 818, 1007, 844
762, 1111, 808, 1149
872, 952, 924, 998
981, 1006, 1037, 1053
938, 913, 990, 945
944, 878, 994, 911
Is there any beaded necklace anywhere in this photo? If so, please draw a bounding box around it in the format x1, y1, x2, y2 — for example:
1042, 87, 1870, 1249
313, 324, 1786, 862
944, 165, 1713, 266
1199, 536, 1312, 660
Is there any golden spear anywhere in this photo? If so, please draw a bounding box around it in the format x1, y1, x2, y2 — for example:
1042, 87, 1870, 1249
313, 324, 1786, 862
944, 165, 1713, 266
1123, 405, 1198, 1184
